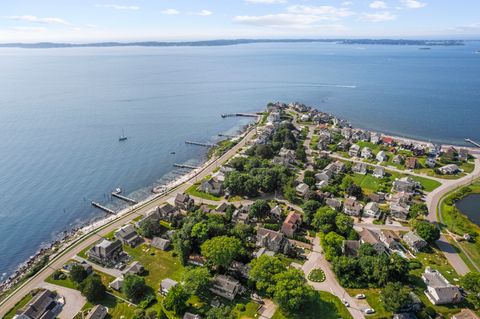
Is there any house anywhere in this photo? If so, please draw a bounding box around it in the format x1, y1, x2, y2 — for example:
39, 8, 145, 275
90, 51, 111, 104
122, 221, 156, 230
87, 239, 124, 266
115, 224, 142, 247
372, 166, 385, 178
211, 170, 226, 183
390, 203, 410, 221
388, 191, 412, 205
158, 203, 183, 224
405, 157, 418, 169
198, 179, 224, 196
174, 193, 194, 211
358, 228, 387, 254
368, 192, 385, 203
403, 231, 427, 253
210, 275, 244, 301
183, 313, 202, 319
232, 208, 249, 224
363, 202, 381, 219
458, 149, 469, 162
215, 202, 229, 213
281, 212, 302, 237
256, 228, 291, 254
295, 183, 309, 197
14, 289, 60, 319
315, 170, 332, 184
393, 313, 418, 319
64, 261, 92, 275
228, 261, 250, 278
425, 157, 436, 168
379, 230, 402, 250
123, 261, 144, 276
370, 133, 381, 144
361, 147, 373, 159
151, 237, 170, 251
341, 127, 352, 139
376, 151, 387, 162
270, 205, 283, 220
452, 309, 480, 319
343, 197, 363, 216
326, 198, 342, 210
109, 277, 124, 291
136, 209, 161, 228
342, 240, 361, 257
422, 267, 462, 305
393, 154, 404, 165
349, 144, 360, 157
439, 164, 460, 175
159, 278, 178, 295
392, 177, 419, 193
352, 162, 368, 175
85, 305, 108, 319
382, 137, 394, 146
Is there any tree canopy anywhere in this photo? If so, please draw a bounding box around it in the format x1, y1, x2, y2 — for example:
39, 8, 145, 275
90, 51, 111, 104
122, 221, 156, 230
123, 274, 149, 303
415, 220, 440, 243
381, 282, 412, 312
80, 274, 105, 302
201, 236, 244, 269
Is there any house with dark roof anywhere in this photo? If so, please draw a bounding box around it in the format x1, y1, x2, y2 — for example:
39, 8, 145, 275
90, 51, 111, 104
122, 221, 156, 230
174, 193, 194, 211
422, 267, 462, 305
343, 197, 363, 216
15, 289, 59, 319
115, 224, 142, 247
256, 228, 291, 254
280, 212, 302, 237
122, 261, 144, 276
159, 278, 178, 295
85, 305, 108, 319
403, 231, 427, 253
358, 228, 387, 254
342, 240, 361, 257
379, 230, 402, 250
151, 237, 170, 251
198, 178, 224, 196
87, 239, 124, 266
209, 275, 244, 301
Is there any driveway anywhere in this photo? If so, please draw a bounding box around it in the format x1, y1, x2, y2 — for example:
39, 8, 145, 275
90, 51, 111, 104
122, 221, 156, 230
37, 282, 86, 319
258, 298, 278, 319
73, 255, 123, 278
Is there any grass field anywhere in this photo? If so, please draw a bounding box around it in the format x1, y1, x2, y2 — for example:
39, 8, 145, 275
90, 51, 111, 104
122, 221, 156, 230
409, 176, 442, 192
185, 183, 222, 201
271, 291, 353, 319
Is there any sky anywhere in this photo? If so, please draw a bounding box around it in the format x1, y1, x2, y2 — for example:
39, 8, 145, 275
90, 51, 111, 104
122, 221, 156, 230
1, 0, 480, 42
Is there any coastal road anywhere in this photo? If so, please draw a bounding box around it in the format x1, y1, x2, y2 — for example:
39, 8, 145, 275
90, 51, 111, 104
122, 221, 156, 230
426, 156, 480, 275
0, 124, 258, 317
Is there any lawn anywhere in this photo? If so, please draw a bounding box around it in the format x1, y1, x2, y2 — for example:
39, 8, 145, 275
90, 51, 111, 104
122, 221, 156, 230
123, 243, 186, 290
351, 173, 389, 194
345, 288, 389, 319
185, 183, 222, 201
308, 268, 326, 282
4, 291, 34, 319
356, 141, 382, 153
409, 176, 441, 192
271, 291, 353, 319
81, 293, 137, 319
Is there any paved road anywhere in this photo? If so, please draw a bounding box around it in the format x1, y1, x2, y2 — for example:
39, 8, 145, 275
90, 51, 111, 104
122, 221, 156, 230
0, 126, 257, 317
425, 156, 480, 275
38, 282, 86, 319
302, 237, 366, 319
354, 223, 410, 231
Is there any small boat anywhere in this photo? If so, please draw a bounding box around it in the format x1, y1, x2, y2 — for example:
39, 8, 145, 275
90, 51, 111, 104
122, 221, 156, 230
118, 129, 127, 141
114, 188, 122, 194
170, 151, 176, 154
419, 47, 431, 50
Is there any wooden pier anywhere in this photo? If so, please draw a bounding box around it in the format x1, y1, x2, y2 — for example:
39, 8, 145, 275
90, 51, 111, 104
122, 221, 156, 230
91, 201, 116, 214
111, 192, 138, 204
173, 163, 199, 169
465, 138, 480, 148
221, 113, 259, 118
185, 140, 215, 147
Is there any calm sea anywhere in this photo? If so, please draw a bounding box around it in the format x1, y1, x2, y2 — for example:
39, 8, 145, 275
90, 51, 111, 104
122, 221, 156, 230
1, 41, 480, 278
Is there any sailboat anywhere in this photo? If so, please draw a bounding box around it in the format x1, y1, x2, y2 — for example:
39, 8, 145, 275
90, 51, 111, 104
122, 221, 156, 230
118, 129, 127, 141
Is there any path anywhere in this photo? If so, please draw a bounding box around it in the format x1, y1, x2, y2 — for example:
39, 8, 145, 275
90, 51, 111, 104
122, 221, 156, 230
38, 282, 86, 319
258, 299, 278, 319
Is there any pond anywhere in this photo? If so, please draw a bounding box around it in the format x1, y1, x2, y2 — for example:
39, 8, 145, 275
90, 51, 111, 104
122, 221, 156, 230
455, 193, 480, 226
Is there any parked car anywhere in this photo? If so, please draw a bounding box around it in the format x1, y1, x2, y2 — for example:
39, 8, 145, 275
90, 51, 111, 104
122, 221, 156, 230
342, 299, 350, 307
355, 294, 366, 299
364, 308, 375, 314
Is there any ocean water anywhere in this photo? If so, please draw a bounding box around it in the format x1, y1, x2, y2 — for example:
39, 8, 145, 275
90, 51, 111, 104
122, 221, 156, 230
1, 41, 480, 278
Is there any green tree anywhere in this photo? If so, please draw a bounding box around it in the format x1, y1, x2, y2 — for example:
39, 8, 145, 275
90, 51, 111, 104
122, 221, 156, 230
415, 220, 440, 243
201, 236, 244, 269
123, 274, 149, 303
230, 223, 254, 241
249, 255, 286, 295
460, 272, 480, 308
163, 285, 188, 315
322, 232, 345, 261
341, 176, 354, 191
70, 264, 88, 283
182, 267, 211, 295
302, 200, 321, 224
248, 200, 271, 219
335, 213, 354, 237
80, 274, 105, 302
409, 202, 428, 218
381, 282, 412, 312
138, 218, 162, 238
283, 185, 297, 203
296, 145, 307, 163
273, 268, 314, 312
191, 222, 209, 243
312, 207, 338, 233
255, 144, 273, 159
346, 184, 363, 200
205, 305, 234, 319
358, 243, 377, 257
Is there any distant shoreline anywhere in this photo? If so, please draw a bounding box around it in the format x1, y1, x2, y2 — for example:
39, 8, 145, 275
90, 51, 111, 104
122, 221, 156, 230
0, 38, 467, 49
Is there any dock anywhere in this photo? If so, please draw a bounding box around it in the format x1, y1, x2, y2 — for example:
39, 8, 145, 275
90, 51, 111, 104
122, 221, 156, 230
221, 113, 259, 118
111, 192, 138, 204
91, 201, 116, 215
465, 138, 480, 148
173, 163, 199, 169
185, 140, 215, 147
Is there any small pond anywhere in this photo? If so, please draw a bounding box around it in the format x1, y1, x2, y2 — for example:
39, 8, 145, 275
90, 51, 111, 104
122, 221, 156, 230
455, 193, 480, 226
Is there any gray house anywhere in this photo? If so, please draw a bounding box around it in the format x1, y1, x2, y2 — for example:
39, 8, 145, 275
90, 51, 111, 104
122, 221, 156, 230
422, 267, 462, 305
115, 224, 142, 247
403, 231, 427, 253
88, 239, 124, 266
209, 275, 244, 301
198, 179, 224, 196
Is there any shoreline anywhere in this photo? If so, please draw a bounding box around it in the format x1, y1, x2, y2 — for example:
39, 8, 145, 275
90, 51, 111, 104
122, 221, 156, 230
0, 121, 253, 298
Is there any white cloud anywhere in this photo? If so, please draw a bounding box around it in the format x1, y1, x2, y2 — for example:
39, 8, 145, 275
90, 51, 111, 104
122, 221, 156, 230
286, 5, 355, 19
341, 1, 353, 6
449, 22, 480, 33
234, 14, 325, 27
401, 0, 427, 9
4, 15, 69, 25
245, 0, 287, 4
369, 1, 387, 9
95, 4, 139, 10
361, 11, 396, 22
9, 26, 47, 32
161, 9, 180, 15
189, 10, 213, 16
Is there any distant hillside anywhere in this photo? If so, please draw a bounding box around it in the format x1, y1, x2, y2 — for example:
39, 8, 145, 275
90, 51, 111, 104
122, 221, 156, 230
0, 38, 464, 49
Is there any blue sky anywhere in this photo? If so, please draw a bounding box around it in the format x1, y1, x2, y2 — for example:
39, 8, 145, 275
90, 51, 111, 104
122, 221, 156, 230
1, 0, 479, 42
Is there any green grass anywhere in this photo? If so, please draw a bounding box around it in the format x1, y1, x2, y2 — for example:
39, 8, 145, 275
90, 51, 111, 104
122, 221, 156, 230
356, 141, 382, 153
185, 183, 222, 201
272, 291, 353, 319
4, 291, 34, 319
345, 288, 389, 319
409, 176, 441, 192
123, 243, 186, 290
351, 173, 389, 194
308, 269, 326, 282
82, 293, 137, 319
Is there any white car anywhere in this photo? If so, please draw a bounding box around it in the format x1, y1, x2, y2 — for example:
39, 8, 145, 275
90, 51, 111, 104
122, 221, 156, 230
364, 308, 375, 314
341, 299, 350, 307
355, 294, 366, 299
